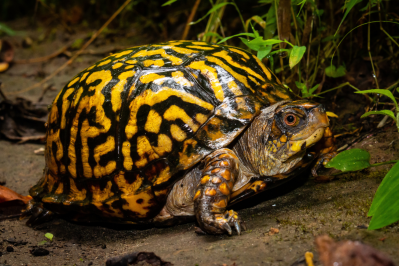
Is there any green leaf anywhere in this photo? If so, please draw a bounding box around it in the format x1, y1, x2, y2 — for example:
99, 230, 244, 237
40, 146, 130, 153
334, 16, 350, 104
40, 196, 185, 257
361, 110, 396, 120
368, 162, 399, 229
289, 46, 306, 69
0, 23, 16, 36
245, 15, 266, 32
45, 233, 54, 241
335, 0, 363, 36
162, 0, 179, 6
325, 148, 370, 172
218, 33, 256, 44
240, 37, 261, 51
38, 240, 47, 246
325, 65, 346, 78
355, 89, 398, 110
190, 2, 233, 25
257, 45, 272, 60
249, 38, 282, 46
309, 84, 320, 95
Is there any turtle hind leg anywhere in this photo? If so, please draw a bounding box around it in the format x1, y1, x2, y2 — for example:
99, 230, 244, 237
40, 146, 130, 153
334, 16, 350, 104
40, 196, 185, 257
23, 200, 54, 226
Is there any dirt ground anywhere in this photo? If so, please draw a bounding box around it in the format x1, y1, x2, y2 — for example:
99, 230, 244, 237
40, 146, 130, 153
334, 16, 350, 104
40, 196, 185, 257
1, 18, 399, 266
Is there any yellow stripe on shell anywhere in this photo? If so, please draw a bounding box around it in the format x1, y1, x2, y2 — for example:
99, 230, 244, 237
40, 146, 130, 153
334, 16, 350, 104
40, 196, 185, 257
170, 124, 187, 142
69, 70, 113, 178
187, 60, 224, 101
97, 59, 112, 67
228, 48, 250, 59
80, 72, 89, 82
164, 105, 199, 132
178, 139, 202, 169
122, 141, 133, 170
144, 110, 163, 133
153, 166, 172, 186
111, 71, 136, 113
91, 181, 114, 203
227, 80, 243, 96
93, 136, 116, 178
68, 77, 80, 87
112, 62, 124, 69
46, 128, 63, 175
206, 56, 253, 92
169, 46, 197, 55
139, 73, 166, 85
63, 177, 87, 204
54, 182, 63, 194
125, 87, 214, 140
125, 60, 137, 64
136, 135, 160, 168
125, 65, 135, 70
212, 50, 265, 82
121, 186, 154, 218
143, 59, 165, 67
171, 71, 194, 87
187, 45, 215, 50
112, 50, 133, 58
61, 88, 75, 129
152, 134, 173, 157
132, 49, 183, 65
191, 41, 209, 45
252, 54, 272, 80
195, 113, 209, 124
114, 171, 143, 194
86, 65, 95, 71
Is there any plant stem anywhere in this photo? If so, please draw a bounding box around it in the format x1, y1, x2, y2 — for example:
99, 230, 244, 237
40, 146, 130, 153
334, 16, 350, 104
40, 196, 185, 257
368, 0, 380, 90
275, 0, 285, 83
369, 160, 399, 168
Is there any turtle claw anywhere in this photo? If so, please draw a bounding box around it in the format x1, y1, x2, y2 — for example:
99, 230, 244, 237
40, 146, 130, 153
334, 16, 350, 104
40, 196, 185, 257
234, 220, 241, 235
223, 223, 232, 235
203, 210, 245, 235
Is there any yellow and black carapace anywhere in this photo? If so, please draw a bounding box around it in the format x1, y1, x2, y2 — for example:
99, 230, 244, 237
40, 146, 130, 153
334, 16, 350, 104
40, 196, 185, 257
27, 41, 336, 235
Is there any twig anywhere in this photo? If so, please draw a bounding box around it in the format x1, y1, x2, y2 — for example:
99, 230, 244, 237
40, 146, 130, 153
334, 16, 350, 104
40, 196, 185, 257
14, 45, 69, 64
0, 82, 7, 101
6, 0, 132, 96
181, 0, 201, 40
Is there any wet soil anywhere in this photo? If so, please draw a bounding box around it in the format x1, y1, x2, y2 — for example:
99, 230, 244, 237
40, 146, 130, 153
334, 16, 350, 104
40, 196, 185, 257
1, 18, 399, 266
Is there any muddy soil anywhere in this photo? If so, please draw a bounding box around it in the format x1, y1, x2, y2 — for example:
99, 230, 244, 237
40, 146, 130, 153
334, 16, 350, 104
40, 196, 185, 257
1, 18, 399, 266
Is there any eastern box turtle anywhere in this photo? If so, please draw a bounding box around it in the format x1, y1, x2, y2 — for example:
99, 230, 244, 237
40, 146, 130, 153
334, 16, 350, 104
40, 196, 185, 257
26, 41, 336, 235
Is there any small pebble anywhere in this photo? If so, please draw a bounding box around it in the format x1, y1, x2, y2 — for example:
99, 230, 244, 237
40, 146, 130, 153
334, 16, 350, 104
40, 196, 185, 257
30, 247, 50, 256
101, 244, 106, 249
6, 246, 14, 252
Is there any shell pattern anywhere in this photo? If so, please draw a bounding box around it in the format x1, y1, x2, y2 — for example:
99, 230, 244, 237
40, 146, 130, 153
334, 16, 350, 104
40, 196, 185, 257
30, 41, 293, 222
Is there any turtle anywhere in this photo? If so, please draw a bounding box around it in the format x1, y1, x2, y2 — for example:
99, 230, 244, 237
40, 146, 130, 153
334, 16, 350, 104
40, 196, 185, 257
26, 40, 336, 235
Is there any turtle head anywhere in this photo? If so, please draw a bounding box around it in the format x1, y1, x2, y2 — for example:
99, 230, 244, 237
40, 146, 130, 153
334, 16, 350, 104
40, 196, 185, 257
268, 100, 330, 162
235, 100, 330, 176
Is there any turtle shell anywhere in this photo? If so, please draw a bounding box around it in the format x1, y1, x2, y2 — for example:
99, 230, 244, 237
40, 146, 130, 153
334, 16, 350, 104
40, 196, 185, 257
30, 40, 294, 222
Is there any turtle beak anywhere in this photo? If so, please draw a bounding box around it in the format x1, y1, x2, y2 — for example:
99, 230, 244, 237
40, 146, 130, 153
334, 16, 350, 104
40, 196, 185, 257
280, 104, 329, 161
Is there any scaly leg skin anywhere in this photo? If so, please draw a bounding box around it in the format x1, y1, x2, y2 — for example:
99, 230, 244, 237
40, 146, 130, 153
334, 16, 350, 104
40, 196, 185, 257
311, 126, 337, 177
23, 200, 54, 226
194, 148, 246, 235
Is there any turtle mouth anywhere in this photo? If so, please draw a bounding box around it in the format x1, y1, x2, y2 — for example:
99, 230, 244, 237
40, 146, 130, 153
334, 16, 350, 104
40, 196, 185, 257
288, 127, 325, 152
278, 127, 326, 162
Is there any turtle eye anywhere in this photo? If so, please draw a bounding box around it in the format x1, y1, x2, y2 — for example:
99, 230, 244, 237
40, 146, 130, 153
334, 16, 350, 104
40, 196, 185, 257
284, 114, 298, 126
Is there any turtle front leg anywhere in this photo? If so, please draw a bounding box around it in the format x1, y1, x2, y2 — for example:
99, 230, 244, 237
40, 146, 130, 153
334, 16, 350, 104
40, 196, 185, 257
194, 148, 246, 235
311, 126, 337, 176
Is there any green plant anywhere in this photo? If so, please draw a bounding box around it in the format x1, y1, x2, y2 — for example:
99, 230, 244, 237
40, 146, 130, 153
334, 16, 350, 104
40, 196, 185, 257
355, 89, 399, 131
325, 149, 399, 229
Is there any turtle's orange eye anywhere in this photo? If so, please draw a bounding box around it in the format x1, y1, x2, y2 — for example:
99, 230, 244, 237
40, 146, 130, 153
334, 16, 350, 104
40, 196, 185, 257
284, 114, 297, 126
